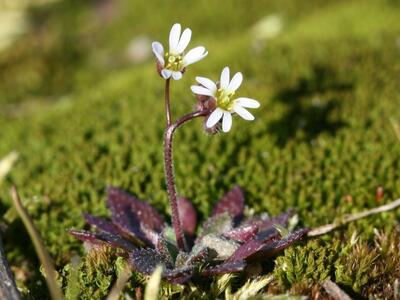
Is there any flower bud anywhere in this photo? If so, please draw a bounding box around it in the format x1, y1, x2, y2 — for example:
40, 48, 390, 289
203, 114, 221, 135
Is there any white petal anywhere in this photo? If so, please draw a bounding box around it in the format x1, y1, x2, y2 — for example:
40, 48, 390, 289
220, 67, 230, 89
206, 108, 224, 128
222, 111, 232, 132
235, 97, 260, 108
151, 41, 164, 65
227, 72, 243, 92
172, 71, 183, 80
191, 85, 214, 96
176, 28, 192, 53
161, 69, 172, 79
169, 23, 181, 53
183, 46, 207, 66
195, 76, 217, 94
233, 105, 255, 121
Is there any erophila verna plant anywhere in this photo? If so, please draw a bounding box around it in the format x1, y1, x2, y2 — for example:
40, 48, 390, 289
69, 23, 309, 284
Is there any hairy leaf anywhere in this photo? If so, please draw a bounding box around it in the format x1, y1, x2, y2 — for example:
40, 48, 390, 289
247, 228, 309, 261
244, 210, 293, 231
226, 228, 280, 262
195, 234, 239, 261
68, 229, 136, 251
107, 187, 165, 243
223, 223, 258, 243
198, 212, 233, 239
129, 248, 170, 275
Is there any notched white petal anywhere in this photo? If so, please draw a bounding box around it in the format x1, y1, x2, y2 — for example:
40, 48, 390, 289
235, 97, 260, 108
195, 76, 217, 93
227, 72, 243, 92
172, 71, 183, 80
206, 108, 224, 128
176, 28, 192, 53
222, 111, 232, 132
233, 105, 255, 120
191, 85, 214, 96
183, 47, 207, 66
151, 41, 165, 65
169, 23, 181, 53
161, 69, 172, 79
220, 67, 230, 89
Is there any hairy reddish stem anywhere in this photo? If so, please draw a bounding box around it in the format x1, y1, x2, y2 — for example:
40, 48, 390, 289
164, 110, 210, 251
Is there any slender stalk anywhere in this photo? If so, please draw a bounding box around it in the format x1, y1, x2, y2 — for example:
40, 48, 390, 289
164, 110, 210, 251
10, 186, 64, 300
164, 79, 172, 126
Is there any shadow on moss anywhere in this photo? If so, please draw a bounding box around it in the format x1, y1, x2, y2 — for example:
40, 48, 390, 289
269, 64, 351, 146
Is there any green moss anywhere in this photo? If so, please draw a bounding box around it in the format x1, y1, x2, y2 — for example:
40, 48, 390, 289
0, 0, 400, 298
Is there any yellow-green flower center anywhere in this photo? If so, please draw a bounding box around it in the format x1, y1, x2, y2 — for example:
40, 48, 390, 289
216, 88, 235, 111
164, 52, 184, 71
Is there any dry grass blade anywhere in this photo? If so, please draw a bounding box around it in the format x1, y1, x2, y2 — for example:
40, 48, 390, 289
144, 265, 163, 300
322, 279, 352, 300
226, 275, 273, 300
10, 186, 64, 300
308, 198, 400, 237
106, 265, 132, 300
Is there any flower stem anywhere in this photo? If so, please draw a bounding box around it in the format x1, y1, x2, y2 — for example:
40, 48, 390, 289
164, 79, 172, 126
164, 110, 210, 251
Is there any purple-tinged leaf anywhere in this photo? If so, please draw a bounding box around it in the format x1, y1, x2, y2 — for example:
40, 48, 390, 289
212, 186, 244, 222
247, 228, 309, 261
83, 213, 120, 235
244, 210, 294, 231
223, 224, 258, 243
177, 197, 197, 236
68, 229, 136, 251
140, 226, 159, 247
226, 228, 279, 263
129, 248, 171, 275
106, 187, 165, 243
202, 260, 247, 276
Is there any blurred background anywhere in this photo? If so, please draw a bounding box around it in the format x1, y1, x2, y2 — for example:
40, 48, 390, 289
1, 0, 400, 298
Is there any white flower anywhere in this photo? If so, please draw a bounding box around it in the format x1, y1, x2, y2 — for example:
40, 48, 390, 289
191, 67, 260, 132
152, 23, 208, 80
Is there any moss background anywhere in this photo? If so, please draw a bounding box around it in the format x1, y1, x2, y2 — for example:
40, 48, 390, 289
0, 0, 400, 298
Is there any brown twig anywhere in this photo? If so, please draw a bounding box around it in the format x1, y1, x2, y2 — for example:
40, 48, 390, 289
308, 198, 400, 237
10, 186, 64, 300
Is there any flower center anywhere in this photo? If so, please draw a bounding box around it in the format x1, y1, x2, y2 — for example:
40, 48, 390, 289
216, 88, 235, 111
164, 52, 184, 71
